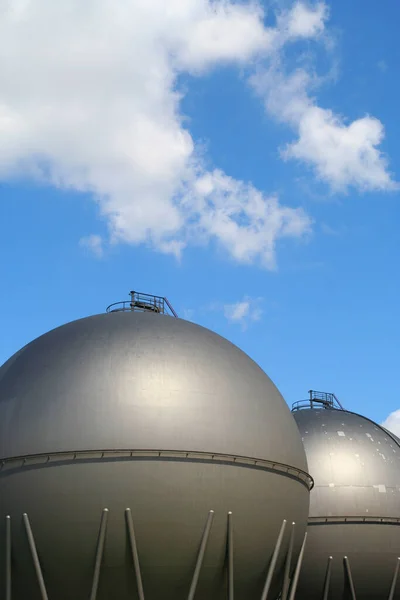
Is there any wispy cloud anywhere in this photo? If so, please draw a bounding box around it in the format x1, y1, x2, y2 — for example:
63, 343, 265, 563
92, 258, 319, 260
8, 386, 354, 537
223, 296, 263, 329
250, 4, 397, 193
381, 410, 400, 437
79, 234, 104, 258
320, 223, 346, 236
180, 297, 263, 330
0, 1, 395, 269
0, 0, 315, 269
182, 308, 195, 322
192, 170, 311, 269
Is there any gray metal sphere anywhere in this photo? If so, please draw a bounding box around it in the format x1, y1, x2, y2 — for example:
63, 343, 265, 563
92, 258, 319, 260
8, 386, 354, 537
0, 311, 311, 599
293, 406, 400, 599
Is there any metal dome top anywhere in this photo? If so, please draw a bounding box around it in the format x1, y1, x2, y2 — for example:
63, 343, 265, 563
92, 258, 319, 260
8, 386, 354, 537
0, 302, 310, 482
293, 401, 400, 519
293, 394, 400, 600
0, 295, 313, 600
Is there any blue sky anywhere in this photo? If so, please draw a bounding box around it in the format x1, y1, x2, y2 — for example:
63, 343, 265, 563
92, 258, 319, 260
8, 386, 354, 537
1, 0, 400, 430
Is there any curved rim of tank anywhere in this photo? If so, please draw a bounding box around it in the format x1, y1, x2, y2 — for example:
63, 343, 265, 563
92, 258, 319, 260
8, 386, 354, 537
292, 400, 400, 453
0, 447, 315, 490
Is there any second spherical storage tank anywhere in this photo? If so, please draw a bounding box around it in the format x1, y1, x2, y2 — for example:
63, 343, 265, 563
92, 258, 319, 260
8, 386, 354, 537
0, 309, 311, 599
293, 406, 400, 599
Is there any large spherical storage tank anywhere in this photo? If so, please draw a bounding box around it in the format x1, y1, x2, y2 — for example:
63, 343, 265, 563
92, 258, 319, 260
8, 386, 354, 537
0, 305, 311, 600
293, 404, 400, 599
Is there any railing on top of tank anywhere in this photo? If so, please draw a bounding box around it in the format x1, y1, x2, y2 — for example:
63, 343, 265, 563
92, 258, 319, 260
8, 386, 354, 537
106, 291, 178, 317
292, 390, 345, 412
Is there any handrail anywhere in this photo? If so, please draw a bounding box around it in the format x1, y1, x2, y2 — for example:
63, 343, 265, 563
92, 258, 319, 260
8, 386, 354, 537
164, 296, 178, 318
292, 399, 333, 411
0, 448, 314, 490
106, 301, 132, 313
292, 390, 345, 412
308, 515, 400, 525
106, 291, 178, 317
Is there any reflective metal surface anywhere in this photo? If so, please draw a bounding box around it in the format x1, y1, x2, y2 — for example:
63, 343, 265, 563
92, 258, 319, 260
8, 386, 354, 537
0, 312, 307, 468
293, 407, 400, 599
0, 311, 310, 599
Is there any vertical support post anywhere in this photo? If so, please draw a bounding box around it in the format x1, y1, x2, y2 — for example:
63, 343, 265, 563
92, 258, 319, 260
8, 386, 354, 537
388, 557, 400, 600
23, 513, 49, 600
90, 508, 109, 600
227, 512, 234, 600
322, 556, 333, 600
187, 510, 214, 600
5, 515, 11, 600
287, 531, 307, 600
343, 556, 357, 600
125, 508, 145, 600
130, 291, 135, 310
281, 522, 295, 600
260, 519, 287, 600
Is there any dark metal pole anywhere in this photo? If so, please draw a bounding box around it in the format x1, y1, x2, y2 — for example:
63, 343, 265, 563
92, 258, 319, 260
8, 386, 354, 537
164, 296, 178, 317
281, 522, 295, 600
23, 513, 49, 600
388, 557, 400, 600
343, 556, 357, 600
90, 508, 109, 600
125, 508, 145, 600
228, 512, 234, 600
322, 556, 333, 600
129, 291, 135, 310
187, 510, 214, 600
5, 515, 11, 600
260, 519, 287, 600
288, 532, 307, 600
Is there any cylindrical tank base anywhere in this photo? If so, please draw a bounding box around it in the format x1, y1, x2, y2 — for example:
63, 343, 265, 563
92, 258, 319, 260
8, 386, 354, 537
0, 455, 310, 600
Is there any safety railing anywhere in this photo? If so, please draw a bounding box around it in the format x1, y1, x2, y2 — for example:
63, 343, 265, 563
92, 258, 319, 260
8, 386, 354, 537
106, 291, 178, 317
292, 390, 344, 411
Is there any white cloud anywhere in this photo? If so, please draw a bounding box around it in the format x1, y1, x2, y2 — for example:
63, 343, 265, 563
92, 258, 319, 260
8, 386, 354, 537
192, 170, 311, 268
0, 0, 394, 269
250, 6, 397, 192
381, 410, 400, 438
278, 2, 328, 40
167, 2, 274, 72
284, 106, 395, 192
182, 308, 195, 322
79, 234, 104, 258
0, 0, 312, 268
224, 296, 263, 328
